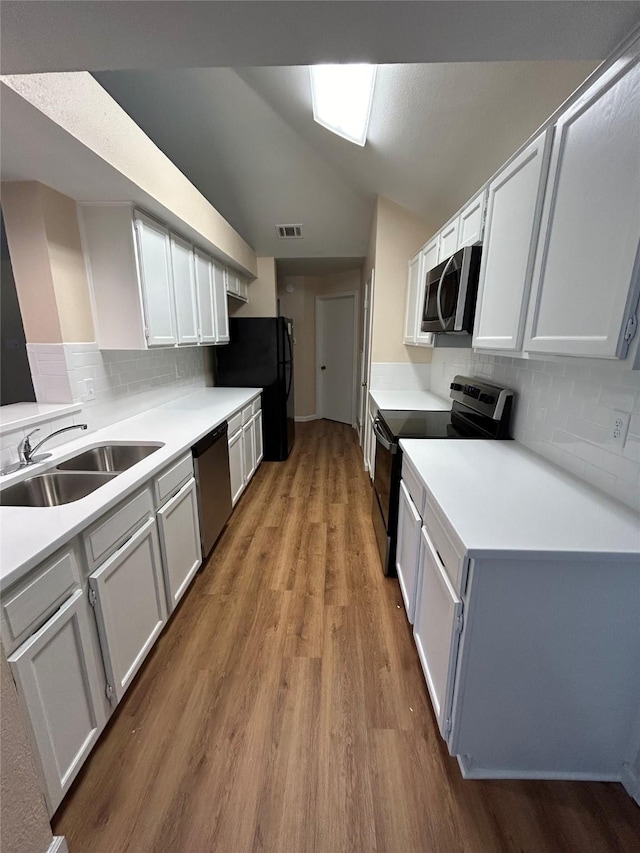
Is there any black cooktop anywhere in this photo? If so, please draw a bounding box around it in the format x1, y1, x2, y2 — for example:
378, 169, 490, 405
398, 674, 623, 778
378, 409, 460, 438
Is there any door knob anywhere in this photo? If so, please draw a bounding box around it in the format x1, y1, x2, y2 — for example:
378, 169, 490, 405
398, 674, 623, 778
361, 381, 367, 387
321, 365, 326, 370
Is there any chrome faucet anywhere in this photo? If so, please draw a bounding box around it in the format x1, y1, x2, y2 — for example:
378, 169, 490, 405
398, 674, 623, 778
18, 424, 88, 466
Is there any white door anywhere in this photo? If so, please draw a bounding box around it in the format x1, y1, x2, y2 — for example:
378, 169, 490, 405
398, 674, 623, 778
439, 217, 460, 261
414, 526, 463, 741
157, 479, 202, 612
243, 417, 256, 484
254, 411, 264, 466
170, 233, 199, 345
89, 517, 167, 705
9, 590, 107, 814
396, 481, 422, 624
317, 293, 356, 425
415, 238, 439, 346
194, 249, 216, 344
525, 42, 640, 359
473, 131, 552, 352
212, 260, 230, 344
228, 429, 245, 506
404, 253, 421, 344
134, 212, 177, 347
458, 190, 487, 249
359, 272, 374, 450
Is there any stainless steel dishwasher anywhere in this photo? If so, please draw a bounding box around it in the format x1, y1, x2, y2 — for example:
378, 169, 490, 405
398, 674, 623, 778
192, 421, 233, 558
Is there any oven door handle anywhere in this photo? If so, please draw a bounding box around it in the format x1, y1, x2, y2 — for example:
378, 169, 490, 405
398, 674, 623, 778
436, 254, 456, 330
373, 418, 396, 454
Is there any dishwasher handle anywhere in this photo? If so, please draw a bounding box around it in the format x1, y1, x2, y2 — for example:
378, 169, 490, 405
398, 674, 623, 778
192, 421, 228, 457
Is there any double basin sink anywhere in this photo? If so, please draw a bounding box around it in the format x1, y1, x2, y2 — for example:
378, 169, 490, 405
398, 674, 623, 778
0, 444, 163, 507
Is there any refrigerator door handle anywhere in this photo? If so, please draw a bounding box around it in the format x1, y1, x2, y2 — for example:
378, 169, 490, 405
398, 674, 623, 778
285, 362, 293, 400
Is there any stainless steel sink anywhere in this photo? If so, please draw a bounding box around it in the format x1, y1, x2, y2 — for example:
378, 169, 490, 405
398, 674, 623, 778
56, 443, 162, 473
0, 472, 118, 507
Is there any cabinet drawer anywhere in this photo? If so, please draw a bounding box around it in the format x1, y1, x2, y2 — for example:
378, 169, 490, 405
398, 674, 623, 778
154, 453, 193, 505
401, 456, 425, 517
422, 502, 465, 595
1, 547, 81, 654
251, 396, 261, 416
84, 487, 154, 571
241, 405, 253, 425
228, 410, 243, 435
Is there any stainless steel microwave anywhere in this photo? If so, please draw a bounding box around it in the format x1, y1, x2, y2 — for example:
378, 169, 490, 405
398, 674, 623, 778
421, 245, 482, 334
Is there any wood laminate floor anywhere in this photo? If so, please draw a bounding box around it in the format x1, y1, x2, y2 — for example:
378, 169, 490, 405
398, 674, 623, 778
54, 420, 640, 852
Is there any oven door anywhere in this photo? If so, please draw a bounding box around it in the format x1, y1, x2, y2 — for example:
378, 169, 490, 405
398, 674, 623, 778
371, 416, 397, 575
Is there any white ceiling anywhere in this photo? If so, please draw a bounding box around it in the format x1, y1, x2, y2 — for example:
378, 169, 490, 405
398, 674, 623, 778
2, 1, 638, 266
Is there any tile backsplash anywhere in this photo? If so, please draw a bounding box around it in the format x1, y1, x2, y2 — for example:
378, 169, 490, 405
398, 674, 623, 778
26, 342, 209, 432
370, 362, 432, 391
430, 345, 640, 512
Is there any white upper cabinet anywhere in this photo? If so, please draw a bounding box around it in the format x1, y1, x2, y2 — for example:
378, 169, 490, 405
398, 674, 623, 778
439, 217, 460, 262
169, 233, 199, 345
473, 131, 552, 352
194, 248, 216, 344
404, 252, 422, 344
458, 190, 487, 249
134, 212, 177, 347
213, 259, 230, 343
415, 238, 439, 346
524, 40, 640, 358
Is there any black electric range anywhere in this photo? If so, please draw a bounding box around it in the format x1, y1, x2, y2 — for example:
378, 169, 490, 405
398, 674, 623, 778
371, 375, 514, 576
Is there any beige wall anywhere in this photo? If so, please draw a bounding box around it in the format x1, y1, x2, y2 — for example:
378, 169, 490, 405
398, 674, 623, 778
1, 643, 54, 853
369, 196, 436, 364
229, 256, 277, 318
2, 181, 95, 343
278, 269, 362, 419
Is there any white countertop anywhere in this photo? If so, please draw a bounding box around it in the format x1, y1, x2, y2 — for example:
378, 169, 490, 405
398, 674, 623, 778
369, 390, 452, 412
0, 388, 261, 589
401, 439, 640, 560
0, 402, 82, 436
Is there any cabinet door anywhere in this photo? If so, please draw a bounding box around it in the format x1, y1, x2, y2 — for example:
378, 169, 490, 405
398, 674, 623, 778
439, 217, 460, 262
473, 132, 552, 352
458, 190, 487, 249
396, 481, 422, 624
157, 479, 202, 612
194, 249, 216, 344
213, 260, 230, 343
170, 233, 199, 345
415, 238, 439, 346
134, 212, 177, 347
237, 276, 248, 301
225, 268, 239, 295
254, 410, 264, 466
9, 589, 107, 814
228, 429, 245, 506
243, 417, 256, 484
404, 252, 421, 344
525, 42, 640, 358
89, 517, 167, 705
414, 526, 463, 741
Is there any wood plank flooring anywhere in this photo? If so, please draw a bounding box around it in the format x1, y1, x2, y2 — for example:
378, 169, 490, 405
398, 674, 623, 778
54, 420, 640, 852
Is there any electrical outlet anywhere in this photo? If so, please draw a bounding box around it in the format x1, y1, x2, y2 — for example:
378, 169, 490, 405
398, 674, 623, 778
85, 378, 95, 401
609, 411, 630, 449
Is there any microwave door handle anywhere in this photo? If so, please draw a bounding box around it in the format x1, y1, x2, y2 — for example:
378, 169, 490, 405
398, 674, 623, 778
372, 418, 396, 453
436, 254, 455, 330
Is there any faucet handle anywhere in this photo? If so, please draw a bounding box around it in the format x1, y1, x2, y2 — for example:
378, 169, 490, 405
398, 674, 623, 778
18, 429, 39, 463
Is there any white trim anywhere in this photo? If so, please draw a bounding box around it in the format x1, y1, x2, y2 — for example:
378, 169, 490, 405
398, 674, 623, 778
622, 761, 640, 805
48, 837, 69, 853
315, 291, 359, 426
295, 414, 319, 422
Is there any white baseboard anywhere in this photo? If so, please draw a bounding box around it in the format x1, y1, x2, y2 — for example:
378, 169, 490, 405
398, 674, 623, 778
295, 414, 318, 422
457, 754, 620, 782
48, 837, 68, 853
622, 762, 640, 805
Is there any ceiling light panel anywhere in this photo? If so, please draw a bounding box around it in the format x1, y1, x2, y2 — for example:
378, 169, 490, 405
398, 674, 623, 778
310, 64, 377, 146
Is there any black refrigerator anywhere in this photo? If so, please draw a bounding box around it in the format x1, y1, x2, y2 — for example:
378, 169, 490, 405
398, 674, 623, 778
215, 317, 295, 461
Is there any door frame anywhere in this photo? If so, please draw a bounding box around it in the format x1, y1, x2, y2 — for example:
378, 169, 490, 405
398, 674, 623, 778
315, 291, 359, 427
359, 270, 375, 449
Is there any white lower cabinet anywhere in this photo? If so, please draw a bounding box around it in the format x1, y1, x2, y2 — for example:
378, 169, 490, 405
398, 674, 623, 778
243, 416, 256, 484
395, 481, 422, 624
228, 428, 245, 506
157, 478, 202, 613
254, 411, 264, 465
89, 516, 167, 705
413, 526, 464, 740
8, 589, 108, 814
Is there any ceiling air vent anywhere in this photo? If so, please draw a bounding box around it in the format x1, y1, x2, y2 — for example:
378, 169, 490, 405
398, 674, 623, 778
276, 224, 303, 239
